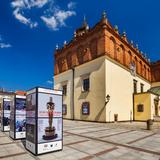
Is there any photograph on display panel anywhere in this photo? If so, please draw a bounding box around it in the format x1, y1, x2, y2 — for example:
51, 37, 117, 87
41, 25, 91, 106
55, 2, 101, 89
10, 99, 15, 115
10, 113, 14, 132
16, 98, 26, 115
3, 100, 11, 110
3, 113, 10, 127
38, 118, 62, 144
38, 93, 62, 118
26, 93, 36, 117
3, 99, 12, 114
16, 115, 26, 132
26, 118, 36, 143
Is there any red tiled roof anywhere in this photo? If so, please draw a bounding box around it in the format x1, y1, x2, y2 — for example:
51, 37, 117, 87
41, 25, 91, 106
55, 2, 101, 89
15, 90, 26, 96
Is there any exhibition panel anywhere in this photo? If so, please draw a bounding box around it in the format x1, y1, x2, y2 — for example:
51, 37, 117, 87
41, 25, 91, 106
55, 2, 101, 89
1, 98, 13, 131
10, 95, 26, 139
26, 87, 63, 155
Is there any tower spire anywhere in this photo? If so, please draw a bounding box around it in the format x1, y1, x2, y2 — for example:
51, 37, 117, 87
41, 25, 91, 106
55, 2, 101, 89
82, 15, 89, 30
102, 10, 106, 19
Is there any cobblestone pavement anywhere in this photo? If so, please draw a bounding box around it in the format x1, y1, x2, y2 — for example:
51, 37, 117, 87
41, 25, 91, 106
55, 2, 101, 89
0, 120, 160, 160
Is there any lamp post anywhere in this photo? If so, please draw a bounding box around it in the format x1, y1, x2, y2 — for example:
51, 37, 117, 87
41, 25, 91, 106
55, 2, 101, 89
105, 94, 110, 105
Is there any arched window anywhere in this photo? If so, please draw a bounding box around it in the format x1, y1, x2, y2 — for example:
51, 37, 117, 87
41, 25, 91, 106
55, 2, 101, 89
90, 39, 97, 59
148, 68, 150, 81
128, 51, 132, 67
110, 37, 117, 59
134, 56, 138, 73
144, 65, 146, 78
139, 61, 143, 75
147, 68, 150, 80
66, 52, 72, 69
58, 57, 67, 72
77, 46, 84, 64
120, 44, 125, 65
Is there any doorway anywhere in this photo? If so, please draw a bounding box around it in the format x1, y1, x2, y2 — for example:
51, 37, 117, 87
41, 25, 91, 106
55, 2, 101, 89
114, 114, 118, 122
154, 99, 159, 116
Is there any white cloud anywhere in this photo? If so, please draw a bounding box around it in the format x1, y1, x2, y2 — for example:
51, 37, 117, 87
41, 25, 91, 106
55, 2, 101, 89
41, 9, 76, 30
13, 8, 38, 28
46, 80, 53, 84
67, 2, 76, 9
0, 35, 12, 49
11, 0, 47, 28
0, 43, 12, 49
11, 0, 25, 8
11, 0, 48, 9
0, 35, 2, 41
55, 10, 76, 26
11, 0, 76, 31
27, 0, 48, 8
41, 15, 58, 30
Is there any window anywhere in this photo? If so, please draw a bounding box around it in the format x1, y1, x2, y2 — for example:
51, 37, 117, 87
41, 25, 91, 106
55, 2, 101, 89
82, 78, 90, 92
137, 104, 144, 112
140, 83, 144, 93
62, 85, 67, 96
63, 104, 67, 115
133, 80, 137, 94
82, 102, 90, 115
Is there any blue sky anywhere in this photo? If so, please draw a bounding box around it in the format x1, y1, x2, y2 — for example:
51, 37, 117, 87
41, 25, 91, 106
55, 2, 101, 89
0, 0, 160, 92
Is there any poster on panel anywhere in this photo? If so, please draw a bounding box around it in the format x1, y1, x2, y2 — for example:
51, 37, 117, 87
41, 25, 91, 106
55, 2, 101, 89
16, 98, 26, 115
38, 118, 62, 144
26, 118, 36, 154
26, 93, 36, 118
15, 97, 26, 139
38, 93, 62, 118
37, 88, 63, 154
3, 99, 12, 131
3, 113, 10, 131
15, 115, 26, 139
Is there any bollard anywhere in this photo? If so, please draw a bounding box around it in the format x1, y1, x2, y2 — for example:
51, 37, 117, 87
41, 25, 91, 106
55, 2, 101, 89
147, 119, 153, 130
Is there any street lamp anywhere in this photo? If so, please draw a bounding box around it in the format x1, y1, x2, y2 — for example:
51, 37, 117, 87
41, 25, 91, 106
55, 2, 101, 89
106, 94, 110, 104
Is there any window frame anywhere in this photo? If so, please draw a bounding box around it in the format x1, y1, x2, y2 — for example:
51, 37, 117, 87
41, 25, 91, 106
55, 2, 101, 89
133, 79, 137, 94
82, 102, 90, 115
137, 104, 144, 112
140, 83, 144, 93
62, 104, 67, 115
62, 84, 67, 96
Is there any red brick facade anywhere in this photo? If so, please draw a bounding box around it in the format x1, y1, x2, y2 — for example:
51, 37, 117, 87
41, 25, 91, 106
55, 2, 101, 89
54, 13, 160, 83
151, 61, 160, 82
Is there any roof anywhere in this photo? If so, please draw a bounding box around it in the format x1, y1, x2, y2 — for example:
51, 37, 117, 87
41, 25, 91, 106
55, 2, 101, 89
149, 87, 160, 96
15, 90, 26, 96
0, 91, 15, 95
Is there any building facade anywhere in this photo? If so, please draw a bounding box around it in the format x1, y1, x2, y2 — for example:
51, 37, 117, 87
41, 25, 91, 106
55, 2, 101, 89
54, 12, 160, 122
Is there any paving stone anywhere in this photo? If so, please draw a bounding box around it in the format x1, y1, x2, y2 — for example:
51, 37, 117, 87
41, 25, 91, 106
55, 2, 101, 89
0, 120, 160, 159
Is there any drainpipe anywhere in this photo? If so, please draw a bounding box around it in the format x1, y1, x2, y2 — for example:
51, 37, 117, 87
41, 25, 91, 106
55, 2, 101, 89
71, 67, 75, 120
133, 94, 135, 121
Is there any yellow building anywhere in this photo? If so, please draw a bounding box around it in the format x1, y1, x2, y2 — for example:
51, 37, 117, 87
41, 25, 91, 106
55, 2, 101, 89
54, 12, 160, 122
134, 92, 160, 121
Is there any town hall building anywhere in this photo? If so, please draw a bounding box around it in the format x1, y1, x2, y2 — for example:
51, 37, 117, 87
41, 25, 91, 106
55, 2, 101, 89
54, 12, 160, 122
